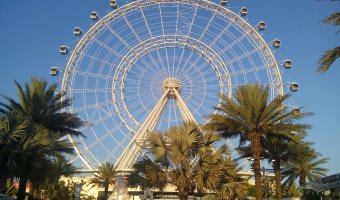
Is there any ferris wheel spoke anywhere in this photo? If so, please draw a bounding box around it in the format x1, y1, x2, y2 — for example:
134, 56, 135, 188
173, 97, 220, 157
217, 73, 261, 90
127, 64, 160, 84
219, 34, 249, 56
176, 53, 205, 80
73, 50, 120, 68
176, 10, 218, 80
71, 99, 113, 114
170, 3, 180, 78
80, 138, 100, 167
139, 4, 169, 76
223, 48, 261, 68
177, 57, 211, 81
74, 71, 114, 80
107, 28, 167, 86
120, 6, 169, 80
91, 37, 124, 58
86, 130, 118, 161
126, 92, 156, 111
176, 3, 198, 78
229, 64, 267, 77
71, 88, 113, 93
158, 3, 172, 77
207, 18, 234, 49
78, 134, 104, 165
88, 127, 125, 156
215, 31, 260, 84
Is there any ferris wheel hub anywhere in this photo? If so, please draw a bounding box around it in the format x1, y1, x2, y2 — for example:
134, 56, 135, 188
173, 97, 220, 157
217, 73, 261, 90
162, 78, 182, 96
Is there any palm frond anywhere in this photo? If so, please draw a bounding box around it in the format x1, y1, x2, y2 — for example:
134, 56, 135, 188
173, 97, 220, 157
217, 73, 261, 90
322, 11, 340, 26
317, 46, 340, 72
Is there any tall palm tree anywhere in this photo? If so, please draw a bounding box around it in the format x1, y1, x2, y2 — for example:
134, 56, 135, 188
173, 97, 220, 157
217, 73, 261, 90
237, 133, 306, 200
128, 123, 247, 200
318, 11, 340, 72
89, 162, 117, 200
0, 78, 84, 200
262, 136, 295, 200
0, 78, 83, 137
204, 84, 310, 200
282, 143, 328, 199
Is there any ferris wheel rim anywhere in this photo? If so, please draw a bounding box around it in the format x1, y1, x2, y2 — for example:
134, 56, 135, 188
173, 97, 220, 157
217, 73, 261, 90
60, 0, 284, 170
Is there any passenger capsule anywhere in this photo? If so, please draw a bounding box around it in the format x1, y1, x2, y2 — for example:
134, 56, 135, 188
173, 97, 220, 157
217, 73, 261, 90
272, 39, 281, 48
292, 107, 300, 115
240, 7, 248, 17
283, 60, 292, 69
221, 0, 227, 6
290, 82, 299, 92
59, 45, 68, 55
73, 27, 81, 36
110, 0, 118, 9
50, 67, 58, 76
258, 21, 266, 31
90, 11, 99, 21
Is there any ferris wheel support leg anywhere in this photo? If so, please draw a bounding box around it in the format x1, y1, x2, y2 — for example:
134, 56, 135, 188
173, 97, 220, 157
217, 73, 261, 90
173, 90, 197, 124
116, 89, 170, 170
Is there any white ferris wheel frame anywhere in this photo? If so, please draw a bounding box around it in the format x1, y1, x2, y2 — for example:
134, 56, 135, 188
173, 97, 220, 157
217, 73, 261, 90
61, 0, 283, 171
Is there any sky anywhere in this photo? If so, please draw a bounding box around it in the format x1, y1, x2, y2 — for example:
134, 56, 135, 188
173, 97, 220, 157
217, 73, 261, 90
0, 0, 339, 175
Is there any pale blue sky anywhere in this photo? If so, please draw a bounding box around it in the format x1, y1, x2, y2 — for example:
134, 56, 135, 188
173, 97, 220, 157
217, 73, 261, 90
0, 0, 339, 174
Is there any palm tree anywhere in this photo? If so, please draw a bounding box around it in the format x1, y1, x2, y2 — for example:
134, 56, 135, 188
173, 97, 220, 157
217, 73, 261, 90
262, 136, 295, 200
128, 123, 247, 200
237, 133, 306, 200
204, 84, 310, 200
0, 111, 27, 193
282, 143, 328, 199
27, 154, 77, 199
0, 78, 83, 137
128, 158, 164, 191
317, 11, 340, 72
217, 158, 248, 200
48, 154, 78, 183
89, 162, 117, 200
9, 125, 54, 200
282, 183, 301, 199
0, 111, 54, 199
0, 78, 84, 200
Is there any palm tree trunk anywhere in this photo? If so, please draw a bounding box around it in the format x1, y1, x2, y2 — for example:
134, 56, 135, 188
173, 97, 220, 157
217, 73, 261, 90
273, 160, 282, 200
299, 174, 307, 200
17, 177, 28, 200
178, 187, 189, 200
104, 183, 109, 200
251, 134, 263, 200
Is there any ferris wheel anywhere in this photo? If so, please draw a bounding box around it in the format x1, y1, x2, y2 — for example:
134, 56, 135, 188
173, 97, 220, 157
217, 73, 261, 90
52, 0, 296, 171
